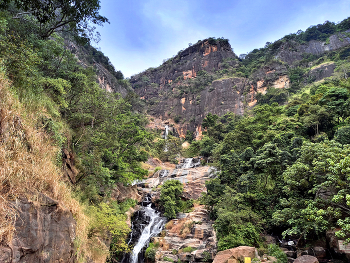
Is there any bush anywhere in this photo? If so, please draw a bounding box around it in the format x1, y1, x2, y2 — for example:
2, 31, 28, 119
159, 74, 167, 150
268, 244, 288, 263
145, 242, 159, 261
182, 246, 196, 253
163, 256, 174, 262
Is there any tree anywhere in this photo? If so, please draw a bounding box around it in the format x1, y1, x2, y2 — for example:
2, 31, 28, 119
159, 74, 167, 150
0, 0, 108, 41
160, 180, 184, 219
273, 141, 350, 241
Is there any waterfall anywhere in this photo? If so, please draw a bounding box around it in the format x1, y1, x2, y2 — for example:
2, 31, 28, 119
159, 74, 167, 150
182, 158, 193, 169
164, 125, 169, 140
164, 125, 169, 152
122, 195, 166, 263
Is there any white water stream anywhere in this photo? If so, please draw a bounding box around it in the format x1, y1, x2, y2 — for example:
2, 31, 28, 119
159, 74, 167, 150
182, 158, 193, 169
130, 200, 166, 263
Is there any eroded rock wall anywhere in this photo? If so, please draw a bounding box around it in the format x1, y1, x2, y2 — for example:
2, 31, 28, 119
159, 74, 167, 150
0, 195, 76, 263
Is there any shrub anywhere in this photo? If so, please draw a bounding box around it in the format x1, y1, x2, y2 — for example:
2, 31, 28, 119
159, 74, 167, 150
183, 246, 196, 253
268, 244, 288, 263
145, 242, 159, 261
163, 256, 174, 262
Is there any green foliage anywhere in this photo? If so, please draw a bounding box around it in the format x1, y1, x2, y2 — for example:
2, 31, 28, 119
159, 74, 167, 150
182, 246, 196, 253
273, 141, 350, 240
256, 87, 288, 105
160, 180, 193, 219
145, 242, 160, 261
160, 180, 183, 219
163, 256, 174, 262
213, 188, 264, 251
0, 0, 108, 41
87, 202, 130, 253
334, 126, 350, 144
155, 136, 181, 164
268, 244, 288, 263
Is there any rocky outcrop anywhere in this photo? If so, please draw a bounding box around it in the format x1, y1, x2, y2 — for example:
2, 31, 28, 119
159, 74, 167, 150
0, 195, 76, 263
65, 40, 132, 96
131, 31, 350, 138
62, 148, 78, 184
112, 183, 143, 203
153, 205, 217, 263
306, 62, 336, 83
276, 30, 350, 64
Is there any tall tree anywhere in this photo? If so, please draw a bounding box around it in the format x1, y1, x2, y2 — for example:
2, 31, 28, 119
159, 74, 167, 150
0, 0, 108, 41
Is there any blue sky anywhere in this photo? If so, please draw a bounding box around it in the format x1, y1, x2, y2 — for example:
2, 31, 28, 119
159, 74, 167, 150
95, 0, 350, 77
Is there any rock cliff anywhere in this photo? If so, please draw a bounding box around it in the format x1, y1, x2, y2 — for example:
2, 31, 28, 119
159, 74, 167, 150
0, 195, 76, 263
130, 31, 350, 138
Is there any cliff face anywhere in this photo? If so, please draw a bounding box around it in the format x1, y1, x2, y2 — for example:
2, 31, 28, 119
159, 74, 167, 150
65, 40, 132, 96
130, 39, 246, 137
276, 30, 350, 64
0, 195, 76, 263
130, 31, 350, 137
130, 39, 292, 137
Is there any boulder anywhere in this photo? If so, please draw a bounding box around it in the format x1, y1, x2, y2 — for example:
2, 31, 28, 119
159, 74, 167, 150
212, 246, 258, 263
308, 247, 326, 259
293, 255, 319, 263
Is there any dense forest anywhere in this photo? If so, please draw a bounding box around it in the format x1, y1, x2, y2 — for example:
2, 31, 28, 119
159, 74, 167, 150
1, 0, 350, 263
183, 25, 350, 253
0, 1, 152, 262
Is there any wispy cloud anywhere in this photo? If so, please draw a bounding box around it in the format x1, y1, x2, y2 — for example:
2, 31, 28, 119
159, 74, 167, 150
96, 0, 350, 77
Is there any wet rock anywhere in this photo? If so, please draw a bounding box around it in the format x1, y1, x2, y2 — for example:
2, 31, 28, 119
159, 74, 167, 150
308, 247, 326, 259
294, 255, 319, 263
285, 250, 297, 258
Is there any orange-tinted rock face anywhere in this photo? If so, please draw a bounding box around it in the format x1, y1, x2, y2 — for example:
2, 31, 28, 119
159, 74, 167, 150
273, 75, 290, 89
183, 68, 197, 80
203, 43, 218, 56
195, 125, 203, 140
130, 39, 241, 137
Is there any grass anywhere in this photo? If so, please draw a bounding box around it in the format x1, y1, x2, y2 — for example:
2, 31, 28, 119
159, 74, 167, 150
0, 71, 108, 262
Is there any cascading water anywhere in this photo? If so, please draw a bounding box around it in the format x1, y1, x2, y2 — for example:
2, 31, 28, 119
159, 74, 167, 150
122, 194, 166, 263
182, 158, 193, 169
164, 125, 169, 152
164, 125, 169, 140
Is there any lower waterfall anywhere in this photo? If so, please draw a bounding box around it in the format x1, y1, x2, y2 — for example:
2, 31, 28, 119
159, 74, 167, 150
122, 194, 166, 263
